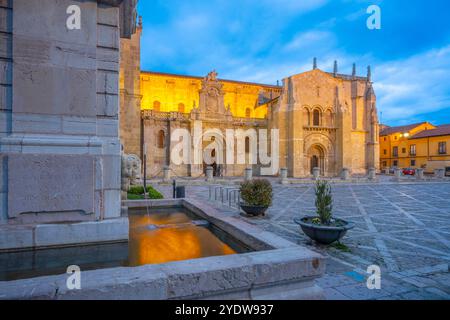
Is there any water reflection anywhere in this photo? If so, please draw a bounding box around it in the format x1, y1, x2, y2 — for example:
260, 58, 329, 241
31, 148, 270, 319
129, 224, 236, 266
129, 208, 194, 227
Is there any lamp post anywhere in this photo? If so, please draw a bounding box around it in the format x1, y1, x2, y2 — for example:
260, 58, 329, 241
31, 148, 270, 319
143, 143, 147, 196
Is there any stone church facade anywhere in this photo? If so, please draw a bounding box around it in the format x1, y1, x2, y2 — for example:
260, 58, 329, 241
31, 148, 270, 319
120, 25, 379, 179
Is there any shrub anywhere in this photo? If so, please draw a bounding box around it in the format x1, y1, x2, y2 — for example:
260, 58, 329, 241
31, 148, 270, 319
240, 179, 273, 207
127, 185, 164, 200
315, 180, 333, 225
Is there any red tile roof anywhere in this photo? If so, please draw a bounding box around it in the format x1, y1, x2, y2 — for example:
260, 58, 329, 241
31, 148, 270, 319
380, 122, 429, 136
410, 124, 450, 139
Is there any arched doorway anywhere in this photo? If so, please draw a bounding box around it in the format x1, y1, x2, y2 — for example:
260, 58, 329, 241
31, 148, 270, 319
307, 145, 325, 175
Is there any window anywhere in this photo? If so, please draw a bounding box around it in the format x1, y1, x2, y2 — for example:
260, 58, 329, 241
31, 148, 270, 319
153, 101, 161, 111
245, 137, 250, 153
313, 109, 320, 126
178, 103, 185, 113
393, 146, 398, 157
384, 137, 387, 142
402, 147, 406, 154
438, 142, 447, 154
410, 144, 416, 156
382, 161, 387, 167
245, 108, 252, 118
411, 160, 416, 167
393, 160, 398, 167
157, 130, 165, 149
383, 149, 387, 155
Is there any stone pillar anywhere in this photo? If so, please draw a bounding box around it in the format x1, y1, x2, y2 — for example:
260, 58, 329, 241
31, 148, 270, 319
206, 166, 214, 182
163, 166, 171, 183
341, 168, 350, 180
312, 167, 320, 180
244, 167, 253, 181
368, 167, 376, 180
394, 168, 402, 180
416, 168, 424, 180
280, 168, 288, 184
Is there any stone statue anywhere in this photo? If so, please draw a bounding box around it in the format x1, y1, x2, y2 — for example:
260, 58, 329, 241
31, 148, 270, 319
121, 153, 142, 200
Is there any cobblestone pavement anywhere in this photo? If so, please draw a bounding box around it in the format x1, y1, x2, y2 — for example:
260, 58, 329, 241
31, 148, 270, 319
155, 182, 450, 300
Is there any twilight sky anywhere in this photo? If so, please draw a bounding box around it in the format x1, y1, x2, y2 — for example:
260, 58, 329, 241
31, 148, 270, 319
137, 0, 450, 126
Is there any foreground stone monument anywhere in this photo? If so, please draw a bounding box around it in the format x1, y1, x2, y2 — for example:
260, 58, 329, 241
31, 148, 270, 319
0, 0, 138, 249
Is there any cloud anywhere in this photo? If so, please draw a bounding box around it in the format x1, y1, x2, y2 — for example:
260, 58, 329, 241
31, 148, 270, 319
374, 45, 450, 124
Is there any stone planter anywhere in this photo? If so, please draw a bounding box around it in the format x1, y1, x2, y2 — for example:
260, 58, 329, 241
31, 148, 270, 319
240, 202, 269, 217
294, 216, 355, 245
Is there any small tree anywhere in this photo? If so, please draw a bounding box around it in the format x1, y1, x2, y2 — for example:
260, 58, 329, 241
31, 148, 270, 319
240, 179, 273, 207
315, 180, 333, 225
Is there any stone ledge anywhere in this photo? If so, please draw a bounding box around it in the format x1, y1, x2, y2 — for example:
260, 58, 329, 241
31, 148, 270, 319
0, 218, 128, 251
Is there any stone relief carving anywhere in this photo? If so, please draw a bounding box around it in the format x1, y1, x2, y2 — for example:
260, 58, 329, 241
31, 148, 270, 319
197, 70, 227, 118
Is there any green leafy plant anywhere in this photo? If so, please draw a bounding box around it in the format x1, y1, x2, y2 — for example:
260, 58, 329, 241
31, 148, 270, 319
240, 179, 273, 207
127, 185, 164, 200
315, 180, 333, 225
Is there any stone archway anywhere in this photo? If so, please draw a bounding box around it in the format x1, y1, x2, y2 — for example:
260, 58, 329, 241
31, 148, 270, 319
307, 144, 325, 175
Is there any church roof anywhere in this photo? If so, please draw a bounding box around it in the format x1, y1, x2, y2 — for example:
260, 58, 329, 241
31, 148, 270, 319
380, 122, 430, 136
410, 124, 450, 139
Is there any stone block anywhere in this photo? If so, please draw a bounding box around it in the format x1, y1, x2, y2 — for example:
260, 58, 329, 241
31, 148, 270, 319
0, 226, 34, 250
13, 0, 97, 47
97, 24, 119, 49
62, 116, 97, 135
13, 63, 97, 117
0, 60, 11, 85
97, 4, 119, 27
0, 6, 12, 34
0, 33, 11, 59
96, 47, 120, 72
0, 110, 11, 135
102, 155, 121, 189
97, 70, 119, 95
0, 85, 12, 111
8, 154, 95, 218
97, 93, 119, 116
0, 192, 6, 221
103, 189, 121, 219
12, 113, 62, 134
34, 218, 129, 247
97, 118, 119, 137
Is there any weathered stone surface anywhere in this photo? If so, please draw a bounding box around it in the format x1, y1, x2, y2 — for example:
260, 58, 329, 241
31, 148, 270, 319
8, 154, 95, 217
97, 70, 119, 95
0, 225, 34, 250
0, 86, 11, 111
0, 61, 11, 86
97, 118, 119, 137
97, 93, 119, 116
97, 24, 119, 49
62, 116, 97, 136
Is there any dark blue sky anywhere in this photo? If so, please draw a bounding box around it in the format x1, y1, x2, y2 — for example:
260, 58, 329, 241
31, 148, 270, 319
137, 0, 450, 126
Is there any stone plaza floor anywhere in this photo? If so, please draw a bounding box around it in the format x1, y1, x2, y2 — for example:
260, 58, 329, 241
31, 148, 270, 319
157, 180, 450, 300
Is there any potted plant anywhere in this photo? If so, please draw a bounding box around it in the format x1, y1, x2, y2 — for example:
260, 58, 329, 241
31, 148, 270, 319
239, 179, 273, 216
294, 180, 354, 244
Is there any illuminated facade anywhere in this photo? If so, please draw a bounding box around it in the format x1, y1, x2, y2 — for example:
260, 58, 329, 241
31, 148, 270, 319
119, 25, 380, 178
380, 122, 450, 173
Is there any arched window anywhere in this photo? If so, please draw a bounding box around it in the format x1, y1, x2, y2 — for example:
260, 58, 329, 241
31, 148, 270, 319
313, 109, 321, 126
245, 108, 252, 118
178, 103, 185, 113
157, 130, 165, 149
303, 108, 310, 126
153, 101, 161, 111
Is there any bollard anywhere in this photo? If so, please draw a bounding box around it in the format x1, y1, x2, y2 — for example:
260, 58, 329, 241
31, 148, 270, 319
416, 168, 424, 180
368, 167, 376, 180
312, 167, 320, 180
280, 168, 288, 184
206, 166, 214, 182
341, 168, 350, 180
244, 167, 253, 181
163, 165, 171, 183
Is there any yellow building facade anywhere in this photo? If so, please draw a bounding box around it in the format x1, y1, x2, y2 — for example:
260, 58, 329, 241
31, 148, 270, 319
140, 71, 281, 119
380, 122, 450, 173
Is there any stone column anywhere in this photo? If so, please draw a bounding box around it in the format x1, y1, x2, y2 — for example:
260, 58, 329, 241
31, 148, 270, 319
341, 168, 350, 180
206, 166, 214, 182
416, 168, 424, 180
368, 167, 376, 180
244, 167, 253, 181
163, 166, 171, 183
280, 168, 288, 185
312, 167, 320, 180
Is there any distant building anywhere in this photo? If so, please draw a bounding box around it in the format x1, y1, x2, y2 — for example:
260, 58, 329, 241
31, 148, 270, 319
380, 122, 450, 173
